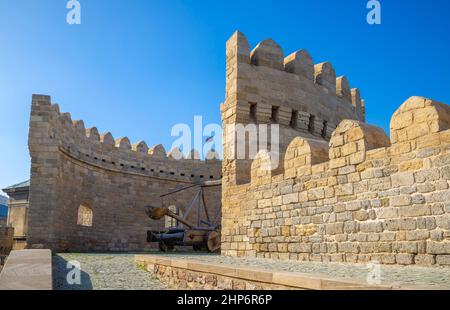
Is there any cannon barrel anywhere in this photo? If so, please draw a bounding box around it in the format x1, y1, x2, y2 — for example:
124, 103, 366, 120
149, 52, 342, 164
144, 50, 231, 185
148, 231, 184, 243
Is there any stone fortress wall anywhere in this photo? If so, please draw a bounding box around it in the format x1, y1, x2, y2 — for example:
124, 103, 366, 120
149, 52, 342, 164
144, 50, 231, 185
221, 31, 365, 185
221, 32, 450, 266
0, 227, 14, 256
25, 31, 450, 263
28, 95, 222, 251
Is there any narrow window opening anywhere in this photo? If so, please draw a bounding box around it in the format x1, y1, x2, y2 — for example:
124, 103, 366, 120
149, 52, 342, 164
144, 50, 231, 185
77, 204, 93, 227
271, 106, 279, 123
321, 120, 328, 138
165, 206, 182, 228
308, 115, 315, 133
290, 110, 298, 128
249, 103, 257, 122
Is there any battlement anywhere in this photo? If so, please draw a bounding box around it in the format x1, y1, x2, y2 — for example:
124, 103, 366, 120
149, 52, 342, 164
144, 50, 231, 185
29, 95, 222, 183
243, 96, 450, 186
223, 31, 365, 129
221, 96, 450, 265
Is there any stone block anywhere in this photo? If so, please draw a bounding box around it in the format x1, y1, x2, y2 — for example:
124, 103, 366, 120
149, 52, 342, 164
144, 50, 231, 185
414, 254, 436, 266
287, 243, 312, 253
338, 242, 359, 254
390, 196, 412, 207
325, 223, 344, 235
405, 230, 429, 241
359, 221, 383, 233
414, 169, 440, 183
416, 217, 436, 230
395, 254, 414, 265
383, 218, 417, 231
308, 188, 325, 201
436, 215, 450, 229
398, 205, 431, 217
436, 255, 450, 265
335, 183, 353, 196
376, 207, 398, 219
392, 242, 418, 254
391, 172, 415, 188
441, 166, 450, 180
282, 193, 299, 204
430, 230, 443, 241
427, 241, 450, 254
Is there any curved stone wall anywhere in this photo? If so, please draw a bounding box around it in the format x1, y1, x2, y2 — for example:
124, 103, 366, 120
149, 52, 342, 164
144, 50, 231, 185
28, 95, 222, 251
222, 96, 450, 266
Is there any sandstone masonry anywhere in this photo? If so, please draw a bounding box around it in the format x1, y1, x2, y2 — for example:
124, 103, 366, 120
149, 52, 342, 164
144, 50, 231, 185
221, 31, 450, 266
27, 95, 221, 251
25, 31, 450, 264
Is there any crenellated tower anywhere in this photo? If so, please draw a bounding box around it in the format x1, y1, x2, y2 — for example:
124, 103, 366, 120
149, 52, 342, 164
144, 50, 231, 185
222, 31, 365, 185
220, 31, 450, 264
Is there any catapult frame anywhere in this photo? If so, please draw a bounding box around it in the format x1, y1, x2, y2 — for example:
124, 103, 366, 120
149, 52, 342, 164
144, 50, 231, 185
146, 180, 221, 252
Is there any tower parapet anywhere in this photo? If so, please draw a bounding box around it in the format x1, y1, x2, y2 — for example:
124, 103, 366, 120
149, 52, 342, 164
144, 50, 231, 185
222, 31, 365, 185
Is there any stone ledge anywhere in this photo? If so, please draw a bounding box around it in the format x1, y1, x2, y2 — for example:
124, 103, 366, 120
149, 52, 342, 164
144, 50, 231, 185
135, 254, 403, 290
0, 249, 52, 290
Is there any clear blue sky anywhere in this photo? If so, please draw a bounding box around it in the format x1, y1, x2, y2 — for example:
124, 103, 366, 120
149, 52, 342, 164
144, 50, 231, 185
1, 0, 450, 192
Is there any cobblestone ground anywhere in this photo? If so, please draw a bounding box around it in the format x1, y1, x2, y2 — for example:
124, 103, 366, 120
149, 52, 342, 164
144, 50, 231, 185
53, 252, 450, 289
53, 253, 167, 290
153, 253, 450, 289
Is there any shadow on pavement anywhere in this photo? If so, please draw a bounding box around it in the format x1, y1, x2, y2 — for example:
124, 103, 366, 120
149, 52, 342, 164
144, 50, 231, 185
52, 254, 93, 290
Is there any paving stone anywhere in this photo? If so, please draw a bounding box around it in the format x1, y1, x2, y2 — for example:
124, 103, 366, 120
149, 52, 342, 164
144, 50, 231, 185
52, 253, 167, 290
144, 253, 450, 289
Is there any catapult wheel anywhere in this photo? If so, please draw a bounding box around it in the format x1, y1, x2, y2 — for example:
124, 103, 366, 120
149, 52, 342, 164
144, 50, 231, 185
207, 230, 221, 253
193, 244, 203, 251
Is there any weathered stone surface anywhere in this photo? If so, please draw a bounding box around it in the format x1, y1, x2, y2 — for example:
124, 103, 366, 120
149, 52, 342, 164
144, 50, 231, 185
24, 32, 450, 268
0, 227, 14, 255
414, 254, 436, 266
222, 63, 450, 265
436, 255, 450, 266
136, 254, 419, 290
427, 241, 450, 254
396, 254, 415, 265
284, 50, 314, 81
0, 250, 52, 290
27, 95, 222, 251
